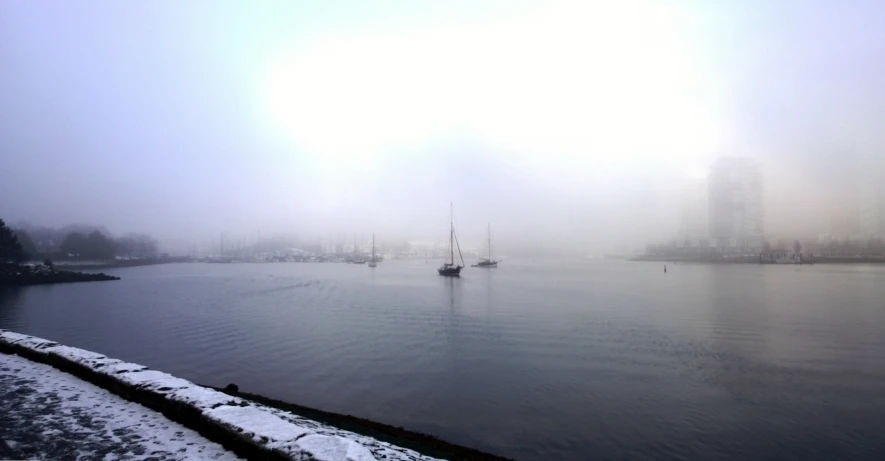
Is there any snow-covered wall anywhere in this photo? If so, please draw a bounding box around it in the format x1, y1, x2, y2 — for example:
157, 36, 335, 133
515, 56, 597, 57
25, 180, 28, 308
0, 330, 443, 461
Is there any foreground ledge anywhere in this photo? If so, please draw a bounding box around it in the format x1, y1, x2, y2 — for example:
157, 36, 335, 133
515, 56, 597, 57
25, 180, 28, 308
0, 330, 445, 461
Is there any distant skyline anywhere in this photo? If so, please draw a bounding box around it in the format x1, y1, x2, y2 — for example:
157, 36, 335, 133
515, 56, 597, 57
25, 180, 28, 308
3, 0, 885, 254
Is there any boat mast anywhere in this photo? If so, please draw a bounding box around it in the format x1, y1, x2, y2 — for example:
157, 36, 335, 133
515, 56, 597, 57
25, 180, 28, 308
450, 203, 454, 266
372, 233, 375, 261
454, 226, 465, 267
488, 223, 491, 261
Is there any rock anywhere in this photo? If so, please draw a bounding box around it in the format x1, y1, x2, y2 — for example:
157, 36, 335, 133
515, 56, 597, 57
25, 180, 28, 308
0, 267, 119, 286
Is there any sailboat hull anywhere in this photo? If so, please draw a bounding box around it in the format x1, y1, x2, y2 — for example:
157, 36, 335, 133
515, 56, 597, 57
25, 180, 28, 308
437, 266, 462, 276
473, 224, 497, 268
472, 261, 497, 268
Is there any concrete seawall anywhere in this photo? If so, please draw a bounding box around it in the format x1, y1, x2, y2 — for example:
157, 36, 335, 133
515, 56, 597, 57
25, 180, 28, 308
0, 330, 442, 461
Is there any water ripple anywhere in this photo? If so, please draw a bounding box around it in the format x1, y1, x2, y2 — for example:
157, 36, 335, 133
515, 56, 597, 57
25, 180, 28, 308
2, 261, 885, 460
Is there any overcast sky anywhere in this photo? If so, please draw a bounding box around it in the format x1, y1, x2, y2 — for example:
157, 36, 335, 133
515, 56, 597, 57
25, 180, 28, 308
2, 0, 884, 252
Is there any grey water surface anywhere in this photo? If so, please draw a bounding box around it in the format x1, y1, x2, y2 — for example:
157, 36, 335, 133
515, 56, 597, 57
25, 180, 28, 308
1, 260, 884, 461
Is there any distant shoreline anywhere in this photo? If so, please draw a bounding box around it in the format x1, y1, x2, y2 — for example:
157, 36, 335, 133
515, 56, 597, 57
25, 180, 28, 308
631, 255, 885, 264
0, 265, 119, 287
53, 258, 183, 271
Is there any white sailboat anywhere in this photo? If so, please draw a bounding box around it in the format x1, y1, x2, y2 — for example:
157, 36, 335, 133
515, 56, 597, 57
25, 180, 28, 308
472, 223, 498, 268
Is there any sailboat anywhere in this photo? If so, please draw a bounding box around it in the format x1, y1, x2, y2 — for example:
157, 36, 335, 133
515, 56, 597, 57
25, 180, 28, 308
438, 204, 465, 276
472, 223, 498, 268
368, 233, 377, 268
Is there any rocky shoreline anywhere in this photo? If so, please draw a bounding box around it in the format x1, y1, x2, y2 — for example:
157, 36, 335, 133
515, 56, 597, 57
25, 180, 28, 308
54, 257, 186, 271
0, 264, 119, 286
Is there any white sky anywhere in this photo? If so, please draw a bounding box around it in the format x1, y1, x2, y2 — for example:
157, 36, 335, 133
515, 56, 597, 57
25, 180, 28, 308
2, 0, 885, 252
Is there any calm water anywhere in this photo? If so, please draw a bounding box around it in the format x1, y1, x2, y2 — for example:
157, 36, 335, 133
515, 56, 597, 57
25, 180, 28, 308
1, 260, 884, 460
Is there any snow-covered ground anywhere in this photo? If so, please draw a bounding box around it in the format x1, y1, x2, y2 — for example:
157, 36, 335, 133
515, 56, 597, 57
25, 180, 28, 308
0, 330, 444, 461
0, 352, 240, 461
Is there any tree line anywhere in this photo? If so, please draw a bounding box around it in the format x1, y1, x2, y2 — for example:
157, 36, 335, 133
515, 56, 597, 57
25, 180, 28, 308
1, 219, 158, 263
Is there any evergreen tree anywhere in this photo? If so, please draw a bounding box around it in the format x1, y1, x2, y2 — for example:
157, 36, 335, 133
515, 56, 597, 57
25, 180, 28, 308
60, 232, 88, 257
0, 219, 24, 265
14, 229, 39, 260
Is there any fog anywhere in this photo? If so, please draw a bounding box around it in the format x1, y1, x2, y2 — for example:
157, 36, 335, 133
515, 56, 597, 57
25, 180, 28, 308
2, 0, 885, 255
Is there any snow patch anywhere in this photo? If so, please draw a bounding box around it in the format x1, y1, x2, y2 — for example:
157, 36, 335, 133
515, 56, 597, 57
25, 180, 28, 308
295, 434, 378, 461
170, 385, 244, 410
0, 330, 32, 343
1, 330, 57, 349
206, 405, 312, 442
0, 352, 241, 461
47, 345, 121, 369
117, 369, 193, 392
0, 330, 447, 461
47, 345, 107, 362
103, 361, 148, 374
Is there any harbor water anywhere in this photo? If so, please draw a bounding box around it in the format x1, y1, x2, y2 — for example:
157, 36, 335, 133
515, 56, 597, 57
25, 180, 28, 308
1, 260, 884, 460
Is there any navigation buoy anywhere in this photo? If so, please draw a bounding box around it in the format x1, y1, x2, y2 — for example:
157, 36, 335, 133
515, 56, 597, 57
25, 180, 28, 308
664, 264, 667, 273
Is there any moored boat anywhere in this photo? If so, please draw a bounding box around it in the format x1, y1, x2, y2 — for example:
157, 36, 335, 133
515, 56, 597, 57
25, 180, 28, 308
438, 204, 465, 277
472, 223, 499, 268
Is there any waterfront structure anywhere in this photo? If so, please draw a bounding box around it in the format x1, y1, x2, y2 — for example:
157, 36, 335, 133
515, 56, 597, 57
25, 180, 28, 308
859, 178, 885, 239
679, 174, 709, 244
707, 157, 764, 251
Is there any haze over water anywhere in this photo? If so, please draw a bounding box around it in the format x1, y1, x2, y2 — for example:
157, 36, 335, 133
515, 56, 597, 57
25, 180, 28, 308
2, 261, 883, 460
4, 0, 885, 252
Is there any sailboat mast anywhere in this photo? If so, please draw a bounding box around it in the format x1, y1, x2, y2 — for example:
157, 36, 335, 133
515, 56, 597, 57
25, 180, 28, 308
488, 223, 491, 260
450, 203, 454, 265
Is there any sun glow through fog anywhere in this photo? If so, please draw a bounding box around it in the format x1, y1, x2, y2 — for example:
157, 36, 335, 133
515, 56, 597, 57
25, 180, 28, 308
260, 0, 725, 184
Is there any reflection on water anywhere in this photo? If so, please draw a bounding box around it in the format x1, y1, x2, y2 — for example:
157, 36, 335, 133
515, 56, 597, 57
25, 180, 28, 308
1, 260, 884, 461
0, 287, 23, 326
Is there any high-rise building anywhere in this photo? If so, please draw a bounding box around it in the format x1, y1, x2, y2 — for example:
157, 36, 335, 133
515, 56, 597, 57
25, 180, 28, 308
707, 157, 764, 250
679, 177, 708, 244
859, 177, 885, 239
